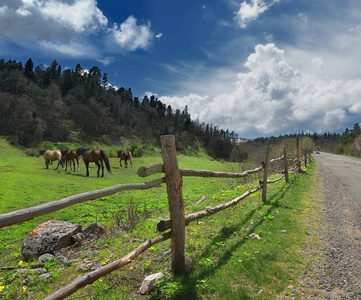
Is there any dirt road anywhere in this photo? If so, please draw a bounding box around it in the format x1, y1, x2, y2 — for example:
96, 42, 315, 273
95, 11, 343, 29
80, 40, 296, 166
299, 152, 361, 299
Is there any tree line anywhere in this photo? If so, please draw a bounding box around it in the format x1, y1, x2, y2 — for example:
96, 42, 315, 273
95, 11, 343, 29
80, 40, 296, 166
0, 58, 239, 159
0, 58, 344, 160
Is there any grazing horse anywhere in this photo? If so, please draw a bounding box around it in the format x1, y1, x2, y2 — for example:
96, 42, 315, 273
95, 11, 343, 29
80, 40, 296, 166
61, 150, 79, 172
37, 149, 63, 170
117, 150, 133, 168
76, 148, 111, 177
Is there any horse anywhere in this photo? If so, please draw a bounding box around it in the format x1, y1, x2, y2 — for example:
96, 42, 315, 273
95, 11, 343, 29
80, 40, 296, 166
61, 150, 79, 172
37, 149, 63, 170
117, 150, 133, 168
76, 148, 111, 177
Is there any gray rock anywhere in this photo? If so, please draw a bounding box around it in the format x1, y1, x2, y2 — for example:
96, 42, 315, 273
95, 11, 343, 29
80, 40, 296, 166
139, 272, 164, 295
37, 253, 54, 265
39, 273, 52, 281
84, 222, 105, 235
22, 220, 82, 261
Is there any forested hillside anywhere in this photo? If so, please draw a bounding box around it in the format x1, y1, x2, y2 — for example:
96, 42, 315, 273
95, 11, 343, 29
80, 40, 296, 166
0, 58, 342, 160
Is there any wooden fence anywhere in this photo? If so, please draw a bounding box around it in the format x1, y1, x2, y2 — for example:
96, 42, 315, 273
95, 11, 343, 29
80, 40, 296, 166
0, 136, 310, 299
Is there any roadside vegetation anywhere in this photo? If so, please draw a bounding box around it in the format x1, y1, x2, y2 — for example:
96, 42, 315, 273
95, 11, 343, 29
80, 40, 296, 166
0, 137, 320, 299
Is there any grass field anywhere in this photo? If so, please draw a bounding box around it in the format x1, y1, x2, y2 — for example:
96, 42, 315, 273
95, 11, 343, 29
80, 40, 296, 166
0, 137, 320, 299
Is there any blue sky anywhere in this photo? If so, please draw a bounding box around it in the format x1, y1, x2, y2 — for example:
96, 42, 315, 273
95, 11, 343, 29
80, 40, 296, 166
1, 0, 361, 138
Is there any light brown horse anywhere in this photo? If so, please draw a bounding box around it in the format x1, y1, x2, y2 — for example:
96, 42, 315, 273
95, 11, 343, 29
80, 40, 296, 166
61, 150, 79, 172
76, 148, 111, 177
37, 149, 63, 169
117, 150, 133, 168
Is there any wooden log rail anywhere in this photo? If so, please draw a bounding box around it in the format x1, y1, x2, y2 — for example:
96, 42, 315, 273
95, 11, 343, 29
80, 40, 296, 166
44, 232, 172, 300
157, 185, 262, 232
0, 178, 165, 228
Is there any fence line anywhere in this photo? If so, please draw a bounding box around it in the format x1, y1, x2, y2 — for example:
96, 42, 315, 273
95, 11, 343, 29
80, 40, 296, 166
1, 135, 312, 299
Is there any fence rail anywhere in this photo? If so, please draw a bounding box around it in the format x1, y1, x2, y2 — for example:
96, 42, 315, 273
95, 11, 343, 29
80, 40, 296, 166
0, 136, 311, 299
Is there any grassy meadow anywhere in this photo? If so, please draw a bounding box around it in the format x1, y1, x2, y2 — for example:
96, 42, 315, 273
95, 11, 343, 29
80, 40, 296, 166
0, 137, 321, 299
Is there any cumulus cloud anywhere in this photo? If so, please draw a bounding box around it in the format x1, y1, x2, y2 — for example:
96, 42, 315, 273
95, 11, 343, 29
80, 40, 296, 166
235, 0, 278, 29
108, 16, 153, 51
160, 43, 361, 137
0, 0, 154, 55
0, 0, 107, 40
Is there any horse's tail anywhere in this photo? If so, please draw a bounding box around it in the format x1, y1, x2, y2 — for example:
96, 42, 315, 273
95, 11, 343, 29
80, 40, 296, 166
126, 151, 133, 167
100, 150, 111, 173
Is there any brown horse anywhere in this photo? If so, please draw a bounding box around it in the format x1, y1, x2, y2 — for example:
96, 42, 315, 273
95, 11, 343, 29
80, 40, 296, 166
37, 149, 63, 169
76, 148, 111, 177
117, 150, 133, 168
61, 150, 79, 172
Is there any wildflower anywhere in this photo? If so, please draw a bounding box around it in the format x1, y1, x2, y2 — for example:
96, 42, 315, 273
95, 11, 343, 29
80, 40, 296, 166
23, 286, 27, 292
18, 260, 23, 266
99, 279, 103, 282
0, 286, 5, 291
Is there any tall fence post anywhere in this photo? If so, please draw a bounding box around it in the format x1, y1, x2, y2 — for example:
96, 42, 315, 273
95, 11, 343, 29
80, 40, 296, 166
283, 147, 289, 183
160, 135, 185, 275
297, 138, 302, 172
262, 146, 271, 202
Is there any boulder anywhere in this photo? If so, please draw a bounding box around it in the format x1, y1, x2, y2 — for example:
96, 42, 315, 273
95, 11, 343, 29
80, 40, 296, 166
22, 220, 82, 261
139, 272, 164, 295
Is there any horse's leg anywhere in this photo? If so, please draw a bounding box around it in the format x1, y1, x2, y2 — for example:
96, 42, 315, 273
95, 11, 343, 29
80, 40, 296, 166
119, 159, 122, 168
94, 160, 101, 177
125, 159, 128, 168
76, 159, 80, 172
72, 159, 75, 172
45, 160, 49, 169
100, 161, 104, 177
85, 161, 89, 177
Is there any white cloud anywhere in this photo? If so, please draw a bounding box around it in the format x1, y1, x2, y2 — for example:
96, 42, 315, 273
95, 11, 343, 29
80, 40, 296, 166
235, 0, 278, 29
108, 16, 153, 51
0, 1, 154, 55
160, 43, 361, 137
155, 33, 163, 39
0, 0, 107, 40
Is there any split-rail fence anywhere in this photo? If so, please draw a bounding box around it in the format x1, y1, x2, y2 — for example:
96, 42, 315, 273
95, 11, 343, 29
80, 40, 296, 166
0, 136, 310, 299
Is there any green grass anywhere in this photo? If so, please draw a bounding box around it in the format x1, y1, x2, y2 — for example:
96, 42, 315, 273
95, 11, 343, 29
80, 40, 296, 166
0, 137, 320, 299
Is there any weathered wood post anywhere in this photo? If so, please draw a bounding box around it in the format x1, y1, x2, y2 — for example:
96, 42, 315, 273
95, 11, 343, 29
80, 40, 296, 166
283, 147, 289, 183
262, 146, 271, 202
304, 149, 308, 168
160, 135, 185, 275
297, 138, 302, 172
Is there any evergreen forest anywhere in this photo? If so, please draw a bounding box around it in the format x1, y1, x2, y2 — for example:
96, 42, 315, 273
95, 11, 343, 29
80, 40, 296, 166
1, 58, 358, 160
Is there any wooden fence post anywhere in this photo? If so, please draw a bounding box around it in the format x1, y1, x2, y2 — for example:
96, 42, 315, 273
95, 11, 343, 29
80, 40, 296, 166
297, 138, 302, 172
262, 146, 271, 202
160, 135, 185, 275
304, 150, 308, 168
283, 147, 289, 183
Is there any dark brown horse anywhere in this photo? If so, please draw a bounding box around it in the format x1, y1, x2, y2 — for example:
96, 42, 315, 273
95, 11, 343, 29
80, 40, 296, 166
37, 149, 63, 170
76, 148, 111, 177
117, 150, 133, 168
61, 150, 79, 172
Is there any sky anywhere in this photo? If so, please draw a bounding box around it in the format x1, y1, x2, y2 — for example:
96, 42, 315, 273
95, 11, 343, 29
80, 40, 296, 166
1, 0, 361, 138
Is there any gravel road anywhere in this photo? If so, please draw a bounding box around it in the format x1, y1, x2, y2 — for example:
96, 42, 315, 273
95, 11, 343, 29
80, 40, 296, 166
298, 152, 361, 299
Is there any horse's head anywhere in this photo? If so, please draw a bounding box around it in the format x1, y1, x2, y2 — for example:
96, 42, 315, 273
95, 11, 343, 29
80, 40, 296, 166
117, 150, 123, 158
37, 150, 45, 157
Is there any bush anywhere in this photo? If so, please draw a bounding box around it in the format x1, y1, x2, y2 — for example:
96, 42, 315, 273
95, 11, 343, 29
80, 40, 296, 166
42, 141, 55, 150
128, 142, 144, 157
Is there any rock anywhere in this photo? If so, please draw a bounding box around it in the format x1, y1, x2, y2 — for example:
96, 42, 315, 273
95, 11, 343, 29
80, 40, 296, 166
72, 232, 87, 243
84, 222, 105, 235
37, 253, 54, 265
250, 233, 261, 240
16, 268, 47, 275
22, 220, 82, 261
39, 273, 52, 281
185, 257, 193, 274
139, 272, 164, 295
